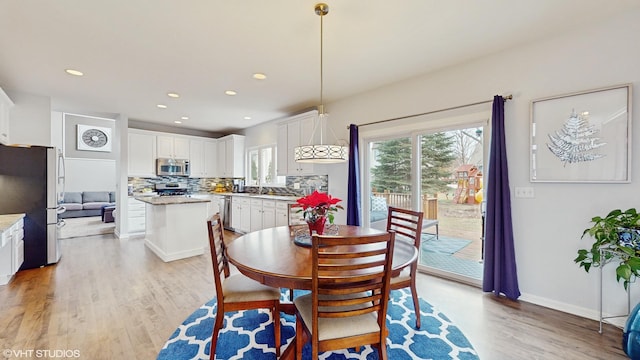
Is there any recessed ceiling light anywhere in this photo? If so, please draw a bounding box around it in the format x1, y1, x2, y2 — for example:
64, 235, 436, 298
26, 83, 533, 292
157, 104, 167, 109
65, 69, 84, 76
181, 116, 189, 120
167, 92, 180, 98
174, 120, 182, 124
225, 90, 237, 96
244, 116, 252, 120
253, 73, 267, 80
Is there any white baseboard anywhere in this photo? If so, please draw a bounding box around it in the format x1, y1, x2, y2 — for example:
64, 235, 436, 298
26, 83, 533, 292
144, 239, 204, 262
520, 292, 601, 322
114, 229, 128, 239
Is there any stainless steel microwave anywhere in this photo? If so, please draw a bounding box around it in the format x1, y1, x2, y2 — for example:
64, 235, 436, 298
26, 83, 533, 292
156, 158, 190, 176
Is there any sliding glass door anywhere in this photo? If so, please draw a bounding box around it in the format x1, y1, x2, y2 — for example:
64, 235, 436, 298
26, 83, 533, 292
364, 123, 486, 286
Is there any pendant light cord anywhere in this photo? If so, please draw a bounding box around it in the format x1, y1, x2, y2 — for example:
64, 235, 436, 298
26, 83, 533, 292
318, 7, 325, 144
320, 11, 324, 114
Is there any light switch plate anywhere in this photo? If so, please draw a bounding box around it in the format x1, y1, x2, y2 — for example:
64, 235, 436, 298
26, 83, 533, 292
514, 187, 535, 198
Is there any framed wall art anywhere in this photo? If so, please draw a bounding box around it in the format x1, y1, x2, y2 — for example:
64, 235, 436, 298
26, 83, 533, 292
530, 84, 632, 183
77, 124, 112, 152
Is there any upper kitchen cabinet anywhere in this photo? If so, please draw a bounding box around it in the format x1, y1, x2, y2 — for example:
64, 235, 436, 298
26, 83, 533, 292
189, 138, 218, 178
217, 134, 245, 178
128, 130, 157, 177
0, 87, 14, 145
204, 140, 218, 177
276, 110, 317, 176
157, 135, 189, 159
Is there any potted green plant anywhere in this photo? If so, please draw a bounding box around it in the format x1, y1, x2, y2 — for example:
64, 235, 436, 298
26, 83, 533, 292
575, 208, 640, 289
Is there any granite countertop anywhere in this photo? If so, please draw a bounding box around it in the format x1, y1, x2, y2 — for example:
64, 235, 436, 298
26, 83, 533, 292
135, 196, 211, 205
0, 214, 25, 233
227, 193, 299, 202
130, 192, 157, 197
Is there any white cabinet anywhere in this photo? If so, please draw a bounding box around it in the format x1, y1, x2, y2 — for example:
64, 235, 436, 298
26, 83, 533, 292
189, 139, 204, 177
231, 198, 242, 231
210, 195, 222, 218
11, 219, 24, 273
204, 141, 218, 177
190, 139, 218, 178
231, 197, 251, 233
157, 135, 190, 159
250, 199, 263, 232
262, 200, 276, 229
277, 110, 316, 176
276, 202, 290, 227
229, 196, 298, 233
0, 87, 14, 145
128, 130, 157, 177
0, 215, 24, 285
217, 134, 245, 178
250, 199, 276, 232
129, 130, 218, 178
128, 197, 146, 235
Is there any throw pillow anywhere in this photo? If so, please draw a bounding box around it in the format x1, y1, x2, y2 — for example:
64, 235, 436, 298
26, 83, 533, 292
371, 196, 388, 212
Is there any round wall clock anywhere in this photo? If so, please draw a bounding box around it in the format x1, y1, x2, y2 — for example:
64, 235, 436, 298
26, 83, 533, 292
77, 124, 112, 152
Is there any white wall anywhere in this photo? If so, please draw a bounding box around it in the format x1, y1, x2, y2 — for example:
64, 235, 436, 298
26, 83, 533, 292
340, 9, 640, 320
64, 158, 117, 192
63, 113, 117, 160
5, 90, 51, 146
248, 9, 640, 320
51, 111, 63, 150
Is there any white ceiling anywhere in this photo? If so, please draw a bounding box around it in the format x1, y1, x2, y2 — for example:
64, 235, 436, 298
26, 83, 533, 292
1, 0, 638, 133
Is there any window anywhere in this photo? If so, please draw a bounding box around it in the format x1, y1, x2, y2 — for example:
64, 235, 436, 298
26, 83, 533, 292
247, 145, 285, 187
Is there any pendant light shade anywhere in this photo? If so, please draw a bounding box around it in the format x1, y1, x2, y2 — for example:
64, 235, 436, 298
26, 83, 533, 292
294, 3, 348, 164
294, 114, 348, 163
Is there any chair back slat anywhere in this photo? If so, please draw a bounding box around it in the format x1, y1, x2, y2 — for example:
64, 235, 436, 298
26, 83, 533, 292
318, 259, 385, 276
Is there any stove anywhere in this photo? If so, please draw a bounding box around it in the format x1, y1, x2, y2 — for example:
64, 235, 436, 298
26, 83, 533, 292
155, 183, 190, 196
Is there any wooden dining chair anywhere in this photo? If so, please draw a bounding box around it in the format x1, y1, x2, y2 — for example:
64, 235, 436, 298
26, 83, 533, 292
386, 206, 424, 328
207, 213, 281, 359
293, 231, 396, 360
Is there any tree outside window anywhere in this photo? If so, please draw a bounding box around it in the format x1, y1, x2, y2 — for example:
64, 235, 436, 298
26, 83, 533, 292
371, 132, 459, 196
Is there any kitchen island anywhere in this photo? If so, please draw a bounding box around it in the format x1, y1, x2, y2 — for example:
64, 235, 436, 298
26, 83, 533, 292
136, 196, 210, 262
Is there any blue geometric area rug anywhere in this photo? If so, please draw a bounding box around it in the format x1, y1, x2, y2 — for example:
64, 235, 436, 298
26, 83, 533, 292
422, 235, 472, 255
158, 289, 479, 360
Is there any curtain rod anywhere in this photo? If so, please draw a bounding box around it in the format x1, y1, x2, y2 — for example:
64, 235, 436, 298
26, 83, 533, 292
350, 94, 512, 129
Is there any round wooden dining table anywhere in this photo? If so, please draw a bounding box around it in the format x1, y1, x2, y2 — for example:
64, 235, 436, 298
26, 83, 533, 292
225, 225, 418, 291
225, 225, 417, 359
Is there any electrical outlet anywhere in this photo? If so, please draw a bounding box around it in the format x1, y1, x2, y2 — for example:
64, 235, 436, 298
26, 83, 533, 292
514, 187, 535, 198
294, 183, 300, 189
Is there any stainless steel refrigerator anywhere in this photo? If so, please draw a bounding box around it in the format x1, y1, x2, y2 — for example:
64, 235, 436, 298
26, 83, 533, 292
0, 144, 65, 269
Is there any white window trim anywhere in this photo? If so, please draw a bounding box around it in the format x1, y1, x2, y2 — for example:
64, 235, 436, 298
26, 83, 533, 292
246, 144, 286, 187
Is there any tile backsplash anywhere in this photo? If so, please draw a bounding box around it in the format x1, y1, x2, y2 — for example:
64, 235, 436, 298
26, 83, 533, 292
128, 175, 328, 197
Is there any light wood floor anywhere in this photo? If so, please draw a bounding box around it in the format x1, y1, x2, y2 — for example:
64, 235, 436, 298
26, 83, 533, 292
0, 231, 627, 359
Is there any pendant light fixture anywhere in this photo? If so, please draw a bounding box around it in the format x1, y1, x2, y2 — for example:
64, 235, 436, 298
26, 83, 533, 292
294, 3, 348, 164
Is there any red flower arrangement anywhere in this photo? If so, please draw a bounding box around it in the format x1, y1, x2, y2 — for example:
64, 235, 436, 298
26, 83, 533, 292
296, 190, 343, 225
